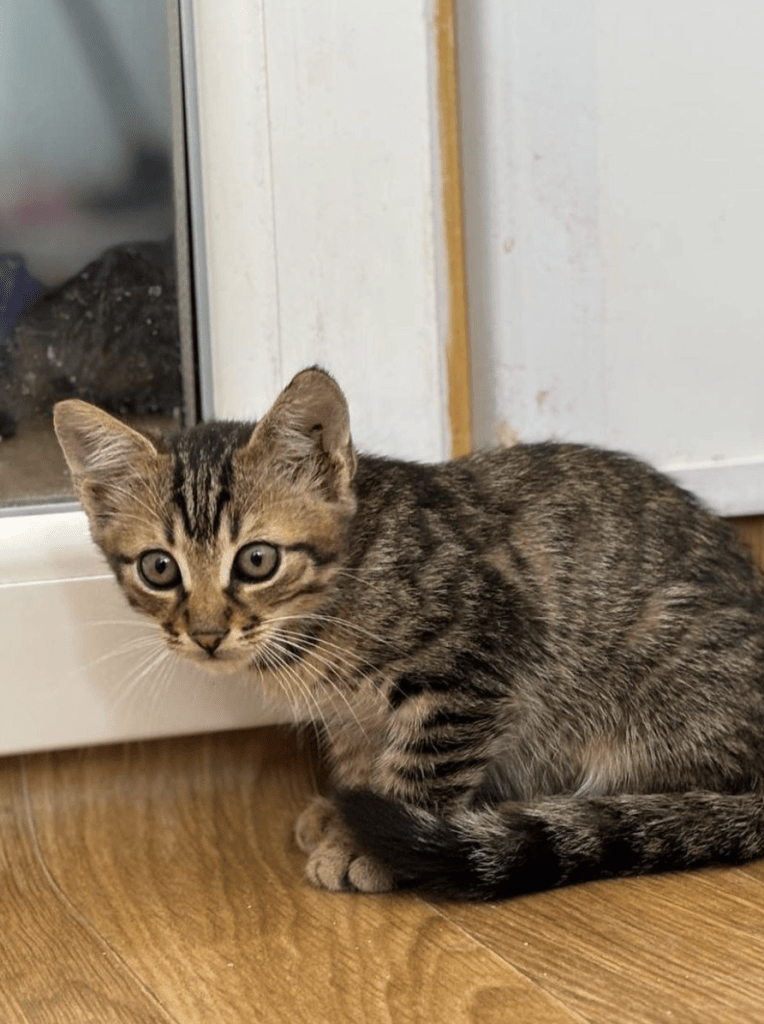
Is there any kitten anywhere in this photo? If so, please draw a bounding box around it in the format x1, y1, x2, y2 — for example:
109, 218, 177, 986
54, 367, 764, 900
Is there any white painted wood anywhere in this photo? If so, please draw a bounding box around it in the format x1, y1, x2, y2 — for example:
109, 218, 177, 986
668, 458, 764, 519
457, 0, 605, 452
185, 0, 282, 418
194, 0, 449, 461
0, 510, 103, 585
259, 1, 448, 459
457, 0, 764, 514
0, 0, 450, 754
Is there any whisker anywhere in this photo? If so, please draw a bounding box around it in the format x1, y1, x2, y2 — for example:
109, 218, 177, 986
112, 644, 173, 708
271, 632, 366, 684
266, 612, 396, 649
138, 650, 181, 728
82, 619, 159, 630
264, 638, 330, 722
257, 642, 326, 738
265, 632, 370, 740
266, 625, 382, 692
332, 568, 397, 595
61, 632, 165, 682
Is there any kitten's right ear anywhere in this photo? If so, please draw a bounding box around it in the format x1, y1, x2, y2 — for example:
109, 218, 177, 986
52, 397, 157, 493
246, 367, 357, 502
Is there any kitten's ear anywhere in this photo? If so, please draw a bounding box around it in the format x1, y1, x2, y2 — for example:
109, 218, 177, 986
247, 367, 357, 498
53, 400, 159, 516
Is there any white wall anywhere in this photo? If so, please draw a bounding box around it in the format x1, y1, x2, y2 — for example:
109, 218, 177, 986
457, 0, 764, 514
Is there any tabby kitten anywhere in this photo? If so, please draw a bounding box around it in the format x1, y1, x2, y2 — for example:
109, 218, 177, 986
54, 367, 764, 900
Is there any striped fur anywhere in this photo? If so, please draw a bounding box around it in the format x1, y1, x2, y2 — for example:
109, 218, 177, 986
55, 368, 764, 900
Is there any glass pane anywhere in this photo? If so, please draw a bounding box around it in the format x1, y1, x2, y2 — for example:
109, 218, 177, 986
0, 0, 194, 508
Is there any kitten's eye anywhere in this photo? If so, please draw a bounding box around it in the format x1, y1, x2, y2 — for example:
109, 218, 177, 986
233, 542, 280, 583
138, 550, 182, 590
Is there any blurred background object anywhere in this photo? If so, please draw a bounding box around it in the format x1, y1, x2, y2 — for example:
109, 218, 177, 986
0, 0, 186, 504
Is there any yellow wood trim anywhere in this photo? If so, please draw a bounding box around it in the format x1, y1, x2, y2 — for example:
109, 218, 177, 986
729, 516, 764, 571
436, 0, 472, 457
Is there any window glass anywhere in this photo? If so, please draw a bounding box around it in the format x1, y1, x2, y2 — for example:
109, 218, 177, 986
0, 0, 193, 507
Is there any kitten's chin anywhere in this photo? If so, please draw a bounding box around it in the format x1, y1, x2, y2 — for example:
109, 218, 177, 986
174, 648, 248, 675
199, 658, 244, 676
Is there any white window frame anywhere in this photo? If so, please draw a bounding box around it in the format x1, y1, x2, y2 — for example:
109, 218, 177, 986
0, 0, 453, 756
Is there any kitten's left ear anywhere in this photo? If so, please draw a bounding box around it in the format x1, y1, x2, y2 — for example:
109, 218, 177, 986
54, 400, 159, 478
54, 400, 160, 518
247, 367, 357, 499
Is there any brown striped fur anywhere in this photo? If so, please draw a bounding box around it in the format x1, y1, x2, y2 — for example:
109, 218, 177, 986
55, 368, 764, 900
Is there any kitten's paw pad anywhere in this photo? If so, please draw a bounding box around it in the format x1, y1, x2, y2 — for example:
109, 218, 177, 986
306, 836, 394, 894
294, 796, 340, 854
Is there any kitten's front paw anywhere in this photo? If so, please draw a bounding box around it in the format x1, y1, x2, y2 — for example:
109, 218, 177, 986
295, 796, 393, 893
306, 834, 394, 893
295, 795, 338, 854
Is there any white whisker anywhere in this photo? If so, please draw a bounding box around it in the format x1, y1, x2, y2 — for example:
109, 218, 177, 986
256, 643, 326, 743
265, 631, 370, 740
60, 632, 164, 683
266, 612, 395, 649
113, 645, 175, 711
82, 619, 158, 630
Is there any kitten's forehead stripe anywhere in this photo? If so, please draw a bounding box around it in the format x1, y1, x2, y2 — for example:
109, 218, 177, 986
171, 421, 254, 542
230, 512, 242, 544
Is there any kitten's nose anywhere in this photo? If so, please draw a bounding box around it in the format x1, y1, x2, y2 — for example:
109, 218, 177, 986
190, 630, 228, 655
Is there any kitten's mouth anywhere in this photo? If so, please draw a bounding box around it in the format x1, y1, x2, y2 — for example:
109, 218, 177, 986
177, 642, 245, 674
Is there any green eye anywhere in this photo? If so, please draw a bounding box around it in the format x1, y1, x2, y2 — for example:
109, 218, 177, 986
138, 550, 182, 589
233, 542, 280, 583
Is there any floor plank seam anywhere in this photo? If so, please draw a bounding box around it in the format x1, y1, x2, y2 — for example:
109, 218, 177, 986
19, 755, 184, 1024
738, 864, 764, 889
419, 896, 592, 1024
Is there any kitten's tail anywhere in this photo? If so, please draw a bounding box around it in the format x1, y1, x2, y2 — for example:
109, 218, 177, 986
338, 789, 764, 900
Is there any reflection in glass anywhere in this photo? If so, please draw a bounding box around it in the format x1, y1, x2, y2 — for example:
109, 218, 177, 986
0, 0, 192, 507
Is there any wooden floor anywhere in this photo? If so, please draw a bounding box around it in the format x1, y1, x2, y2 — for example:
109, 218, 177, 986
3, 726, 764, 1024
5, 518, 764, 1024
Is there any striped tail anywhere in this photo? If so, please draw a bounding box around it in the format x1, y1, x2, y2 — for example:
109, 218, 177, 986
338, 790, 764, 901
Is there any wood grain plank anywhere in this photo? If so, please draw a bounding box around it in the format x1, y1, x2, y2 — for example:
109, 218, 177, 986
435, 866, 764, 1024
21, 728, 580, 1024
0, 755, 176, 1024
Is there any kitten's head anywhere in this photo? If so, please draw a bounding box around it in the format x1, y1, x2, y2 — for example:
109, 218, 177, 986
54, 367, 357, 673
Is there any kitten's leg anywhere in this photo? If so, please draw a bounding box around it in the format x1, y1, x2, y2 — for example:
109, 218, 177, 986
295, 795, 394, 893
294, 795, 336, 855
295, 714, 400, 893
296, 696, 498, 893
